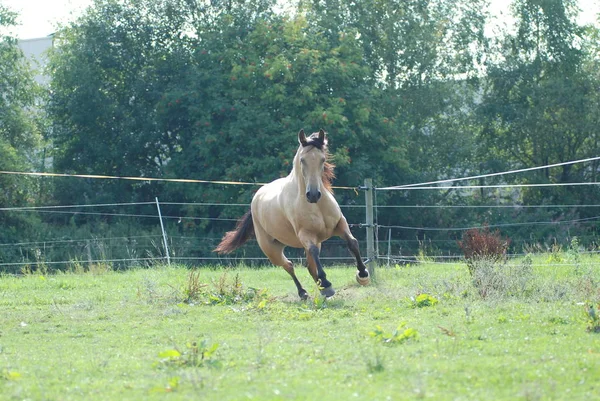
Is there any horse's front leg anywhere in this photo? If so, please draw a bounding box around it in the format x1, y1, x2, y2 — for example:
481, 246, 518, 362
335, 217, 370, 285
300, 234, 335, 298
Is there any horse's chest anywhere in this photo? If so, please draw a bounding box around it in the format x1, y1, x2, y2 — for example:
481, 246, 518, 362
295, 209, 337, 236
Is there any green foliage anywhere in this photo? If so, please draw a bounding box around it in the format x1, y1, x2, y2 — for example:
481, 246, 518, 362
412, 293, 439, 308
0, 4, 47, 258
479, 0, 598, 207
157, 339, 221, 369
369, 322, 418, 345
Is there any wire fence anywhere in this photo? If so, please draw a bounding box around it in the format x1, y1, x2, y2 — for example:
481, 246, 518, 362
0, 196, 599, 273
1, 155, 600, 272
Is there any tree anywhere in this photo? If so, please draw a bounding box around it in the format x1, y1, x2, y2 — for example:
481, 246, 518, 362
479, 0, 599, 205
300, 0, 490, 245
155, 3, 392, 233
0, 4, 46, 262
48, 0, 195, 206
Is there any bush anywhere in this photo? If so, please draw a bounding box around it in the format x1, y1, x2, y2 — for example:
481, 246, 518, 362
458, 226, 510, 276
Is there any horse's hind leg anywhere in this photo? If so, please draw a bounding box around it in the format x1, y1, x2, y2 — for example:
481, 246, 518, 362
266, 248, 308, 300
281, 257, 308, 300
267, 250, 308, 300
335, 217, 370, 285
254, 224, 308, 300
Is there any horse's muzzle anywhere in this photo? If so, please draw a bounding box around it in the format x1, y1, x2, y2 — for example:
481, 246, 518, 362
306, 190, 322, 203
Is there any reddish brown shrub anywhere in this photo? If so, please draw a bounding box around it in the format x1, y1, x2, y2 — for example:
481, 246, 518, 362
457, 226, 510, 276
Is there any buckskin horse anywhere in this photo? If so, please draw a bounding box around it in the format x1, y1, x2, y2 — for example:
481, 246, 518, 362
215, 129, 370, 299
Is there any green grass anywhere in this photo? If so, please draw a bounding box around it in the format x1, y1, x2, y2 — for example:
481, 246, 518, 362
1, 257, 599, 400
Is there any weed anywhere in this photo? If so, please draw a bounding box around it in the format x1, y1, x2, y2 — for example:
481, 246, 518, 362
2, 369, 22, 381
548, 316, 569, 325
411, 293, 439, 308
20, 261, 48, 276
208, 272, 244, 304
183, 270, 207, 303
65, 259, 111, 274
416, 237, 434, 263
158, 339, 221, 369
68, 259, 86, 274
464, 305, 474, 324
366, 352, 386, 373
88, 262, 112, 275
469, 257, 533, 299
369, 323, 418, 345
547, 241, 563, 263
150, 376, 181, 393
585, 304, 600, 333
205, 272, 273, 308
568, 237, 582, 268
138, 277, 181, 305
438, 326, 456, 337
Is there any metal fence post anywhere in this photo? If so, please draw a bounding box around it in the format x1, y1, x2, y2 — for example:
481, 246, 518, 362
155, 197, 171, 265
364, 178, 377, 278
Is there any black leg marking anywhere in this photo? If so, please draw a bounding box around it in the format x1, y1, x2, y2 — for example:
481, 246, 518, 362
283, 261, 308, 300
347, 237, 369, 277
308, 244, 335, 296
291, 276, 308, 300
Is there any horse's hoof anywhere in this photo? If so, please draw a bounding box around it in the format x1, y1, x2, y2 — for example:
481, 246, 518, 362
320, 285, 336, 298
299, 290, 309, 301
356, 270, 370, 286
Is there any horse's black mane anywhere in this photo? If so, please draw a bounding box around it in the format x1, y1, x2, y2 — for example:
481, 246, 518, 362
301, 133, 326, 150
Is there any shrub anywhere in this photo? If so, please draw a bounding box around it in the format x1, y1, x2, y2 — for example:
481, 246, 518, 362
457, 226, 510, 276
468, 257, 533, 299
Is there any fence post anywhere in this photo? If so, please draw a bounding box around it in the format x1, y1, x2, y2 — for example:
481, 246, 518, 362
155, 197, 171, 265
364, 178, 377, 278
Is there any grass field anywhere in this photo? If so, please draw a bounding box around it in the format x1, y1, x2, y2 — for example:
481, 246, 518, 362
1, 256, 599, 400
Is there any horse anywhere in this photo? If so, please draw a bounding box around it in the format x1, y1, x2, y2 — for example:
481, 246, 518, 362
214, 129, 370, 299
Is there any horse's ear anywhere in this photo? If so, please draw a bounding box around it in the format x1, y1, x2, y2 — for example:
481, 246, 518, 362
318, 129, 327, 144
298, 129, 308, 146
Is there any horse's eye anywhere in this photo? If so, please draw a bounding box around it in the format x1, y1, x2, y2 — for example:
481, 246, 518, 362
300, 158, 306, 164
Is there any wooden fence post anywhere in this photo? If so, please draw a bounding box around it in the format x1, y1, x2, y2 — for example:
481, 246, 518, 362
364, 178, 377, 278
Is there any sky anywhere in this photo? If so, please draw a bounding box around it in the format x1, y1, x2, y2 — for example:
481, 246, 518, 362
2, 0, 599, 40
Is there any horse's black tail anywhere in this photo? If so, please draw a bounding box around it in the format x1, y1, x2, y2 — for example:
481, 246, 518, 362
214, 210, 254, 254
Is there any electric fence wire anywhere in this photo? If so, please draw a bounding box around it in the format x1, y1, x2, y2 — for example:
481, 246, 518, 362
378, 214, 600, 231
378, 155, 600, 190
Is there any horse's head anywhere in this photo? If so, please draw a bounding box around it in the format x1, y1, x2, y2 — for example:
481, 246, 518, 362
297, 129, 329, 203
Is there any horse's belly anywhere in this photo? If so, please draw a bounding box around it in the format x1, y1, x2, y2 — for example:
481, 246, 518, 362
257, 211, 303, 248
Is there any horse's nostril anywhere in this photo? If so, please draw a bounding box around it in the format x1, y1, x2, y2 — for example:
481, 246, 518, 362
317, 191, 322, 200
